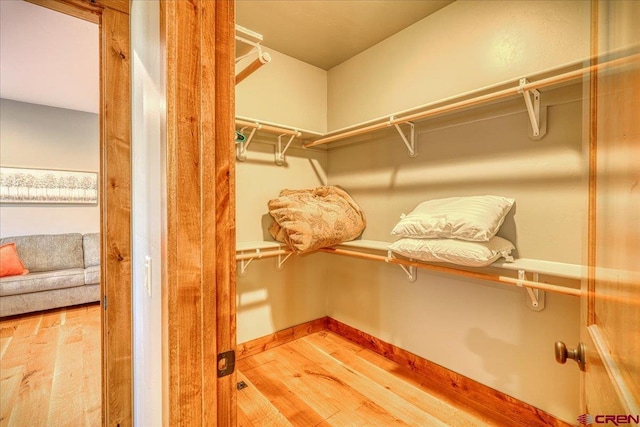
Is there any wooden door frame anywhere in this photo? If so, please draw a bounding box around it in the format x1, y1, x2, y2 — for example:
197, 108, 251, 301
27, 0, 133, 425
160, 1, 236, 424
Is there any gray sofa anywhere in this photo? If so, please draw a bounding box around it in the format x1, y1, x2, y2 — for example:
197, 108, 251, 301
0, 233, 100, 317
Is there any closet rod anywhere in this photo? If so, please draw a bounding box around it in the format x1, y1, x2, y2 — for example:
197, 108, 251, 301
236, 119, 301, 137
236, 249, 290, 261
305, 53, 640, 148
236, 52, 272, 85
319, 247, 582, 297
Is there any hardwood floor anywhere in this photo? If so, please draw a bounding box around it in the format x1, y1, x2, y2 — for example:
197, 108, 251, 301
238, 330, 524, 426
0, 304, 101, 427
0, 306, 557, 426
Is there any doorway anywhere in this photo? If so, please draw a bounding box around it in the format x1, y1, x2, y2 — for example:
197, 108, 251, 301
0, 0, 134, 425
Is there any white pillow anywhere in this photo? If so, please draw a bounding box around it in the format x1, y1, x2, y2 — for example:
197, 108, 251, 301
388, 236, 515, 267
391, 195, 514, 242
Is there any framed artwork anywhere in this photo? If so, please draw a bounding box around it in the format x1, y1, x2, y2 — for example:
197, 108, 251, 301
0, 167, 98, 204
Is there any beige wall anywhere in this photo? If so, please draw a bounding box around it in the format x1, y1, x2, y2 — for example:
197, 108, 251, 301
322, 2, 589, 421
236, 47, 328, 134
235, 143, 328, 242
236, 254, 330, 344
235, 142, 329, 342
329, 88, 585, 263
326, 95, 584, 422
327, 259, 580, 422
235, 35, 330, 348
0, 99, 99, 237
327, 0, 590, 131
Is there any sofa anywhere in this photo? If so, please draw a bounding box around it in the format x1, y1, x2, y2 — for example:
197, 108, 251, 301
0, 233, 100, 317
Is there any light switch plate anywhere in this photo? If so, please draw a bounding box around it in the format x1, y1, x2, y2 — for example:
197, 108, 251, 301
144, 256, 152, 297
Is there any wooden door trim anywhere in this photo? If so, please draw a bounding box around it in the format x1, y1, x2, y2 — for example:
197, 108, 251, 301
27, 1, 133, 425
161, 1, 236, 424
585, 0, 640, 415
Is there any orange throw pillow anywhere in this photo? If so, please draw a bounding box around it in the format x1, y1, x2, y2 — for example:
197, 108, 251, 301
0, 243, 29, 277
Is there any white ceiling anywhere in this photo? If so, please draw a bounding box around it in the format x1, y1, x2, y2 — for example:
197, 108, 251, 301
0, 1, 99, 114
236, 0, 454, 70
0, 1, 453, 114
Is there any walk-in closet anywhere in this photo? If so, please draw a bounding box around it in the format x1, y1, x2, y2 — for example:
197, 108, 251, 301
232, 1, 639, 425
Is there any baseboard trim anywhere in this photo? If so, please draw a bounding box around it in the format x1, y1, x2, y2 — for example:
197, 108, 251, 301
237, 317, 329, 360
326, 317, 572, 427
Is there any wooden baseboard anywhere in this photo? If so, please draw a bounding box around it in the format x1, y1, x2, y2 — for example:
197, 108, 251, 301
326, 317, 572, 427
237, 317, 329, 360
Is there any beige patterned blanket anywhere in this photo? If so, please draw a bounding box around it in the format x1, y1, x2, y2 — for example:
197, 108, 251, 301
268, 186, 366, 254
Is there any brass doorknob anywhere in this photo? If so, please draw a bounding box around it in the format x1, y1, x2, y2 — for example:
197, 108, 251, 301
555, 341, 586, 371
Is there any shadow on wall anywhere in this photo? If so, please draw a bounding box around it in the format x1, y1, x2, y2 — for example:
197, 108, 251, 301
236, 253, 331, 344
327, 98, 584, 194
261, 213, 273, 241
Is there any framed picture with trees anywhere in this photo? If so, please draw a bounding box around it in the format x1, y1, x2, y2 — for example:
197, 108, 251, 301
0, 166, 98, 204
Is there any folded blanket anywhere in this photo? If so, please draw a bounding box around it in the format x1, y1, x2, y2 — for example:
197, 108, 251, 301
268, 186, 366, 254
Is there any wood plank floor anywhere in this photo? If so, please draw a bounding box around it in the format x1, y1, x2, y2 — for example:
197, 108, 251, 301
1, 306, 544, 426
237, 330, 522, 426
0, 304, 101, 427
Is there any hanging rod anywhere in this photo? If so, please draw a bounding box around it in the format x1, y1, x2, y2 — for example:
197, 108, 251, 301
304, 53, 640, 148
235, 119, 302, 164
235, 24, 271, 84
236, 119, 301, 137
318, 247, 582, 298
236, 51, 272, 85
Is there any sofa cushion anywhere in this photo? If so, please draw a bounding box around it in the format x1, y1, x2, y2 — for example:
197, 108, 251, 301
0, 284, 100, 318
0, 268, 85, 297
84, 265, 100, 285
0, 243, 29, 277
83, 233, 100, 267
0, 234, 84, 272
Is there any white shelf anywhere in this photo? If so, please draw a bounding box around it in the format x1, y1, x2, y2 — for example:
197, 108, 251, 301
236, 239, 583, 304
492, 258, 584, 280
338, 239, 584, 280
337, 239, 390, 252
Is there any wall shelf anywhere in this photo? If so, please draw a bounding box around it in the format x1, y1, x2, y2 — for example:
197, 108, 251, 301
236, 239, 583, 309
234, 117, 324, 164
301, 53, 638, 149
236, 241, 291, 275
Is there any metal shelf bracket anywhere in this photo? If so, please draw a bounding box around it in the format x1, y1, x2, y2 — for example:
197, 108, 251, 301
386, 251, 417, 282
236, 125, 258, 161
390, 117, 418, 157
518, 78, 541, 138
517, 270, 546, 311
275, 133, 298, 166
275, 252, 292, 271
238, 248, 262, 276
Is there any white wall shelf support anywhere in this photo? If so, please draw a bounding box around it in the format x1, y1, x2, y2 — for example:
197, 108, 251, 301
391, 118, 418, 157
275, 133, 298, 166
236, 245, 292, 275
238, 248, 261, 276
518, 270, 546, 311
276, 252, 293, 271
386, 251, 417, 282
518, 78, 542, 138
236, 125, 258, 161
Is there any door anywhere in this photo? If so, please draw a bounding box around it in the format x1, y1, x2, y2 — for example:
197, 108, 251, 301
582, 0, 640, 422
